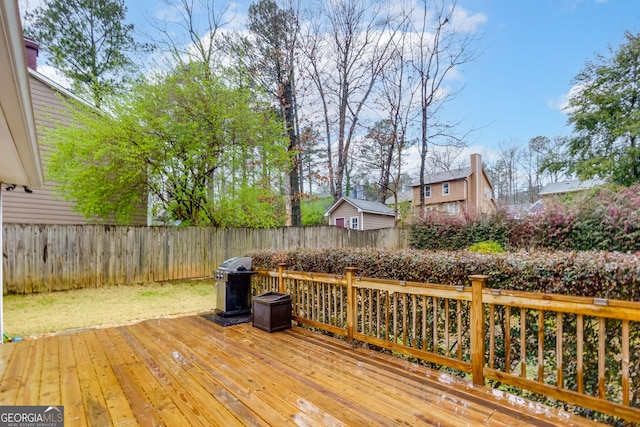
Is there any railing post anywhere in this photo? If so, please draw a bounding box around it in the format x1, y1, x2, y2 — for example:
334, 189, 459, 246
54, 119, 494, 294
345, 267, 358, 344
469, 274, 489, 386
277, 263, 287, 293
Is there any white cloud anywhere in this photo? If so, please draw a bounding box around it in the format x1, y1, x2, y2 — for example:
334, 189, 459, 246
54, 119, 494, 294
547, 83, 585, 114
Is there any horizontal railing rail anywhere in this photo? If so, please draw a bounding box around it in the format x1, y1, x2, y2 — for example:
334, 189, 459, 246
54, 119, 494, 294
253, 265, 640, 424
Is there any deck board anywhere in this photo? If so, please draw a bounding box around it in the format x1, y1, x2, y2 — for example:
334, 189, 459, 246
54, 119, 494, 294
0, 314, 605, 426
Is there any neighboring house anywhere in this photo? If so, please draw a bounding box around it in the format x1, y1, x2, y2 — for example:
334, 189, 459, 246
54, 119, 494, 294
1, 0, 45, 338
538, 178, 605, 199
325, 196, 396, 230
2, 39, 146, 225
410, 153, 496, 220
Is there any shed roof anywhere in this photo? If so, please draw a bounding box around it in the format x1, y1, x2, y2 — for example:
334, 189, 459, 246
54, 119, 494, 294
325, 196, 396, 217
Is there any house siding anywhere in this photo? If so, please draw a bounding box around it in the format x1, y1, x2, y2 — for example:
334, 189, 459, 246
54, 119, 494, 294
409, 154, 496, 221
330, 203, 359, 228
413, 180, 466, 207
2, 75, 146, 225
361, 213, 395, 230
328, 200, 395, 230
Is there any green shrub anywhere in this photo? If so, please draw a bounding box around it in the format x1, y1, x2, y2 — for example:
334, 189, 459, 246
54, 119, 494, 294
249, 247, 640, 300
468, 240, 504, 254
410, 184, 640, 253
410, 210, 510, 251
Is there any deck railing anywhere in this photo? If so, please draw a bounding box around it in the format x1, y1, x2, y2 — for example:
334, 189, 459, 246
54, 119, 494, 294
253, 265, 640, 424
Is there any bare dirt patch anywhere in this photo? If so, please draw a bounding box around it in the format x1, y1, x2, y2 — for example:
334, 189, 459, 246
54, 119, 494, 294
3, 279, 216, 339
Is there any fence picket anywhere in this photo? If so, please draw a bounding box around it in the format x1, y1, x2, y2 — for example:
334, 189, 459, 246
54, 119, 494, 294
2, 225, 409, 293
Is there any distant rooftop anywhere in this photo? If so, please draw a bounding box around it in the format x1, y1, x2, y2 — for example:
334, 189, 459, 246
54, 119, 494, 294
411, 167, 472, 187
539, 178, 605, 196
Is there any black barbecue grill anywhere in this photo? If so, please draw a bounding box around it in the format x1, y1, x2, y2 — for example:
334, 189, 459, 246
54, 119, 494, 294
214, 256, 254, 318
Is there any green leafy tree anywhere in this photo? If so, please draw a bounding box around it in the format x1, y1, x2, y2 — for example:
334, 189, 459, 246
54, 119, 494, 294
46, 63, 290, 227
566, 31, 640, 186
24, 0, 150, 107
243, 0, 302, 226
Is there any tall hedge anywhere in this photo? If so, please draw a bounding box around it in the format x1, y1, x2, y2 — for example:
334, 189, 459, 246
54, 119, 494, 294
412, 184, 640, 253
250, 247, 640, 300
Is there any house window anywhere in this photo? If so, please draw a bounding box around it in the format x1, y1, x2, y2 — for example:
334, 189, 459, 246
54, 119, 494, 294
444, 202, 459, 215
443, 182, 450, 195
485, 187, 493, 200
335, 218, 345, 227
350, 217, 359, 230
424, 185, 431, 198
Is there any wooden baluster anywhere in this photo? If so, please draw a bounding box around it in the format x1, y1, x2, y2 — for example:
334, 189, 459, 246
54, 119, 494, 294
538, 310, 545, 383
402, 294, 408, 346
422, 296, 428, 352
505, 306, 511, 374
556, 312, 563, 388
489, 304, 495, 369
622, 319, 630, 406
385, 291, 390, 341
577, 314, 584, 394
457, 300, 462, 360
433, 297, 438, 354
376, 289, 381, 339
598, 317, 606, 399
393, 293, 398, 344
368, 288, 373, 336
520, 307, 526, 378
445, 299, 450, 357
411, 294, 417, 348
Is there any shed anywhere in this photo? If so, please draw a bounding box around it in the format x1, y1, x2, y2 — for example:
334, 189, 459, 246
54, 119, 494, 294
324, 196, 396, 230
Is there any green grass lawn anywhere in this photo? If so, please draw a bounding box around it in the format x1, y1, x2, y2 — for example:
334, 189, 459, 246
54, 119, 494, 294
3, 279, 216, 339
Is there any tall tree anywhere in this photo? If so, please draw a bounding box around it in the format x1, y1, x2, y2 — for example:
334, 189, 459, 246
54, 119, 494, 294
566, 31, 640, 186
300, 0, 395, 202
374, 18, 417, 213
151, 0, 232, 81
25, 0, 149, 107
410, 0, 481, 209
539, 136, 570, 183
246, 0, 302, 226
45, 63, 289, 227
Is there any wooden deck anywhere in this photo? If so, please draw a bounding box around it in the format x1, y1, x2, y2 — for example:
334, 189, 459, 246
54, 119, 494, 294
0, 315, 605, 426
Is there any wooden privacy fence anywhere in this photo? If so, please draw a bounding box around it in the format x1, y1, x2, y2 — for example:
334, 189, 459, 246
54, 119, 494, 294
2, 224, 409, 293
253, 265, 640, 424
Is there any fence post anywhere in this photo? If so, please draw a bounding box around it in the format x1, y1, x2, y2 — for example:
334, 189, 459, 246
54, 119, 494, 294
277, 263, 287, 293
469, 274, 489, 386
345, 267, 358, 343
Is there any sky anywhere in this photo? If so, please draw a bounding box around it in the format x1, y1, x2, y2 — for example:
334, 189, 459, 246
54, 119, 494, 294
19, 0, 640, 166
442, 0, 640, 158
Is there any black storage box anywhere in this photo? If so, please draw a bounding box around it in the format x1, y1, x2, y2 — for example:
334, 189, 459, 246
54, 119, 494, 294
252, 292, 292, 332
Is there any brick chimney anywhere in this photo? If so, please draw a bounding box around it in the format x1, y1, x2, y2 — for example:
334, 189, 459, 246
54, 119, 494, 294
469, 153, 482, 211
24, 37, 39, 70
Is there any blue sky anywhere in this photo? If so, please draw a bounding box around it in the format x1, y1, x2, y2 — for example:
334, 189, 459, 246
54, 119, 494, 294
125, 0, 640, 161
20, 0, 640, 161
444, 0, 640, 155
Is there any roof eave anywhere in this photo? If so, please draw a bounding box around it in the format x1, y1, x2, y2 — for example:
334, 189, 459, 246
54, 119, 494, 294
0, 0, 43, 187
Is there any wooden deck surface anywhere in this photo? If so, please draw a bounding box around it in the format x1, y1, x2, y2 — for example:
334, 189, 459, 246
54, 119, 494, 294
0, 314, 605, 426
